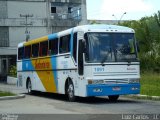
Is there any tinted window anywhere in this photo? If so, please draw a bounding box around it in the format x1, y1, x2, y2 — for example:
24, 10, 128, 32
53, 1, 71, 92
59, 35, 70, 54
18, 47, 24, 60
85, 33, 113, 62
32, 44, 39, 58
73, 33, 77, 62
85, 33, 137, 63
114, 34, 137, 61
49, 38, 58, 55
24, 46, 31, 59
40, 41, 48, 57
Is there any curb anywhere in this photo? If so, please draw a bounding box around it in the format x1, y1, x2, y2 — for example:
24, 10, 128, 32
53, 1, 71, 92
0, 94, 25, 100
126, 94, 160, 101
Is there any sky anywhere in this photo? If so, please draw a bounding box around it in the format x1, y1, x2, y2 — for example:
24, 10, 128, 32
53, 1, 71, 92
86, 0, 160, 20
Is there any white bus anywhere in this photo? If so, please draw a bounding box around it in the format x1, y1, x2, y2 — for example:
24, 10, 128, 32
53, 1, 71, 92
17, 25, 140, 101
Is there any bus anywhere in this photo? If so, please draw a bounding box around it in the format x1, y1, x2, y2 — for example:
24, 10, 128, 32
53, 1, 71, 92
17, 24, 140, 102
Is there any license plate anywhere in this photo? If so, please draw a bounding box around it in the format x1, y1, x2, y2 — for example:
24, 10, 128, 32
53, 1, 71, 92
112, 87, 121, 91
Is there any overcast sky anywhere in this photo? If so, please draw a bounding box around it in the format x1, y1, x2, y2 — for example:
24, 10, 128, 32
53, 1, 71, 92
86, 0, 160, 20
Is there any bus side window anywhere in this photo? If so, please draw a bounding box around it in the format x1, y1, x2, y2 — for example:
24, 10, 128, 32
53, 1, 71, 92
49, 38, 58, 55
59, 34, 71, 54
40, 41, 48, 57
73, 33, 77, 62
18, 47, 24, 60
32, 43, 39, 58
24, 45, 31, 59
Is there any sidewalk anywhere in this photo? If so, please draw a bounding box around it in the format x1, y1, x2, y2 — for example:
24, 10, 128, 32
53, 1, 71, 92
0, 83, 27, 94
126, 94, 160, 101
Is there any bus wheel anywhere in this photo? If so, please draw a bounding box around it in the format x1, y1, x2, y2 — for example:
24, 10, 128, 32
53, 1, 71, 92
27, 80, 32, 94
108, 95, 119, 102
67, 81, 76, 102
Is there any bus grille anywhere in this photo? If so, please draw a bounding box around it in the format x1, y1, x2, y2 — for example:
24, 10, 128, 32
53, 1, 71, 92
104, 79, 129, 84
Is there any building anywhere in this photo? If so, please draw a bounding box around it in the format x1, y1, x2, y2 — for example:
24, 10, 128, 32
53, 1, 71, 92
0, 0, 87, 78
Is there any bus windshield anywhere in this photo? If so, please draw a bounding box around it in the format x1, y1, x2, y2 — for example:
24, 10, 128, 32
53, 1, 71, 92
85, 32, 138, 63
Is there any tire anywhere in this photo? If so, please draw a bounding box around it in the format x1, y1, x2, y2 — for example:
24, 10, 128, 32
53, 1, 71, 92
108, 95, 119, 102
27, 80, 32, 94
67, 81, 76, 102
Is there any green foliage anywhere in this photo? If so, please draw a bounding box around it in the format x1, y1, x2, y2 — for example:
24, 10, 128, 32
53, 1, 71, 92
9, 65, 17, 77
90, 20, 101, 24
119, 11, 160, 72
154, 11, 160, 27
140, 72, 160, 96
0, 91, 15, 97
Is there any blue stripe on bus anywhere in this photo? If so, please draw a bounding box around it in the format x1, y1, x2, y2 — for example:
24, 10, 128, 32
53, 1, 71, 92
50, 56, 58, 91
48, 33, 58, 40
87, 83, 140, 96
70, 29, 74, 56
22, 60, 35, 71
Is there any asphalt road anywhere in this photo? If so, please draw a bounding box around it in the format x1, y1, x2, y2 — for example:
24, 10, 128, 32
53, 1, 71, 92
0, 83, 160, 120
0, 91, 160, 114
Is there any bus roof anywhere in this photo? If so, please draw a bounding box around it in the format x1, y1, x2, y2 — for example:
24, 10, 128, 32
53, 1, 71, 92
18, 24, 135, 47
57, 24, 135, 35
74, 24, 135, 33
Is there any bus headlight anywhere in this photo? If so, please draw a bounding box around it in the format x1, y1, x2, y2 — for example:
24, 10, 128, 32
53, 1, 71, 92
88, 80, 104, 84
129, 79, 140, 84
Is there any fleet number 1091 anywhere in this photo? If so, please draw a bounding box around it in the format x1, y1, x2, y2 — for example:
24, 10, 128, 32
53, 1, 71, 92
94, 67, 105, 72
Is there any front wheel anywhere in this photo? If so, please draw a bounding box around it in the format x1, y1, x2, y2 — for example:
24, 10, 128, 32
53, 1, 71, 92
27, 80, 32, 94
67, 81, 76, 102
108, 95, 119, 102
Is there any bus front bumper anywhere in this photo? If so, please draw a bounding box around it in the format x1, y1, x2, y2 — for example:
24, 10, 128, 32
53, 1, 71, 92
86, 83, 140, 96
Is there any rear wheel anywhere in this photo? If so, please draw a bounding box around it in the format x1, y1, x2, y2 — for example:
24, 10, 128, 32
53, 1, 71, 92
27, 80, 32, 94
108, 95, 119, 102
67, 81, 76, 102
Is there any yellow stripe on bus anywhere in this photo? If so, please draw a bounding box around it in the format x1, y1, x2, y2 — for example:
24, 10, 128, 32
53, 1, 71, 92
31, 58, 57, 93
24, 36, 48, 46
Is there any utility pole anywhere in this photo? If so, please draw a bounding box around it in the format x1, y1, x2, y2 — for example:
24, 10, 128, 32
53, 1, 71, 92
20, 14, 33, 41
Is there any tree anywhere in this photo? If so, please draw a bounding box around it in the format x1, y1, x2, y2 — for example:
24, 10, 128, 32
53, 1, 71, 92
90, 20, 100, 24
119, 11, 160, 72
154, 11, 160, 27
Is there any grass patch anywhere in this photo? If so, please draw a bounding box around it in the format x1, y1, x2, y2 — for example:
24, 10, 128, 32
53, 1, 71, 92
0, 91, 15, 97
140, 72, 160, 96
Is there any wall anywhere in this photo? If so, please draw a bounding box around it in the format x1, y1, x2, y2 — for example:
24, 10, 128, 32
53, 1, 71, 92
6, 0, 48, 55
9, 27, 48, 47
0, 0, 87, 77
7, 76, 17, 85
0, 27, 9, 47
79, 0, 87, 25
0, 1, 7, 18
7, 1, 47, 18
0, 0, 85, 56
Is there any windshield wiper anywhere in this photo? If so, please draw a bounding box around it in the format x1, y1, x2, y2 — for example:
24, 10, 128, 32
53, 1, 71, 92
101, 56, 108, 66
101, 48, 112, 66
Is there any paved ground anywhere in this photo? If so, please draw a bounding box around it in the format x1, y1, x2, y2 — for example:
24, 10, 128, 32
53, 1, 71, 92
0, 83, 160, 115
